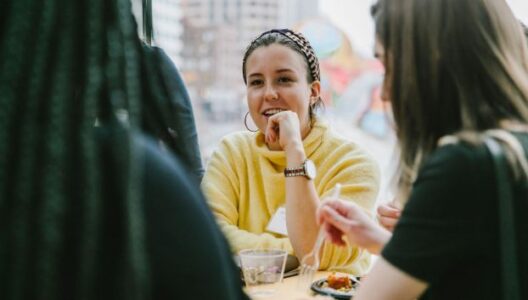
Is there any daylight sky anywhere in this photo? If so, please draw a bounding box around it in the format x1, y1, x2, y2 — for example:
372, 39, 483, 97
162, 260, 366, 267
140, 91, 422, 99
321, 0, 528, 57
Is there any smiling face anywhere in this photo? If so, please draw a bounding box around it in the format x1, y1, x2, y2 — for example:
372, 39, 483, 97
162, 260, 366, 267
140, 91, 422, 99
245, 43, 320, 137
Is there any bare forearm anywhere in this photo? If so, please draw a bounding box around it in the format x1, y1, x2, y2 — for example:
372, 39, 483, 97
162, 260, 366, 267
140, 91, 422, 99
355, 258, 427, 300
284, 145, 320, 259
218, 220, 294, 254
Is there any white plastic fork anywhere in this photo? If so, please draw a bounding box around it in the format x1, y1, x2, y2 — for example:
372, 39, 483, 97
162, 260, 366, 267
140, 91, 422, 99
297, 183, 342, 290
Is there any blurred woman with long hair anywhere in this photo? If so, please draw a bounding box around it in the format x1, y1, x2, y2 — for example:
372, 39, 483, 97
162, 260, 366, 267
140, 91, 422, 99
317, 0, 528, 299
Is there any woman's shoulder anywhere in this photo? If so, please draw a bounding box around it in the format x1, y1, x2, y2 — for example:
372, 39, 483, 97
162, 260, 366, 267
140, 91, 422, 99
322, 126, 377, 159
132, 131, 194, 184
433, 131, 528, 159
314, 127, 380, 179
432, 141, 482, 159
219, 131, 255, 144
214, 131, 255, 151
420, 140, 493, 183
207, 131, 258, 161
426, 132, 528, 178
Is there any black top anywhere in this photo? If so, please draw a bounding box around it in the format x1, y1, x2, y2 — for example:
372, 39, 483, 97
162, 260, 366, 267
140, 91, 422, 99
382, 134, 528, 300
134, 133, 247, 299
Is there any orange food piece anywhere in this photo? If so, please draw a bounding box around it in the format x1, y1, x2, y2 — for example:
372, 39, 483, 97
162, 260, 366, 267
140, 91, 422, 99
327, 272, 352, 290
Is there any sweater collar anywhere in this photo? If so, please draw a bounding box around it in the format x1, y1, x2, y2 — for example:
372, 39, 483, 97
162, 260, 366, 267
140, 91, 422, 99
253, 119, 327, 167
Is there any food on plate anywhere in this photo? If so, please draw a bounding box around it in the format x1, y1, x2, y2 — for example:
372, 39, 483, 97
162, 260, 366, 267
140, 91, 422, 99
326, 272, 353, 291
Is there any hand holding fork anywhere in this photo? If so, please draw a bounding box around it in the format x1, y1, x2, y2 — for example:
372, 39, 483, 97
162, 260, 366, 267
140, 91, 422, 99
297, 183, 342, 290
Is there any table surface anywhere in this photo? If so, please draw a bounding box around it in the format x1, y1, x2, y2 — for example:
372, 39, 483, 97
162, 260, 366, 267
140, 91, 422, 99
247, 271, 333, 300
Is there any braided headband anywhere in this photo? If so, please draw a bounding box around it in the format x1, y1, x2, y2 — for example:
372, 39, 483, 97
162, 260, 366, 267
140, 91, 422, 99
243, 29, 320, 82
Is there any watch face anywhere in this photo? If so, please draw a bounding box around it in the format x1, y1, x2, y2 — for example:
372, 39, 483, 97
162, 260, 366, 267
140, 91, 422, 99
304, 159, 317, 179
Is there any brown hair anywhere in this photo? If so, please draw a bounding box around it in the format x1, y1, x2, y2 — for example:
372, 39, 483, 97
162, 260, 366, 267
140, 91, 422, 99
372, 0, 528, 200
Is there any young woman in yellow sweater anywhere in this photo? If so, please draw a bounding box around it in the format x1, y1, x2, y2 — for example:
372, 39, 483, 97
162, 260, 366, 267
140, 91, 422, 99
202, 29, 380, 274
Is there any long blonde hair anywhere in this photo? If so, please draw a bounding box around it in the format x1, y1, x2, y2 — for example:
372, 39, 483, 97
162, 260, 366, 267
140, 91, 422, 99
372, 0, 528, 202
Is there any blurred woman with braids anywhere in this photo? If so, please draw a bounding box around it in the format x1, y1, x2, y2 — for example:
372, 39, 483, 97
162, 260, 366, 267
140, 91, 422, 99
202, 29, 380, 274
316, 0, 528, 299
0, 0, 247, 299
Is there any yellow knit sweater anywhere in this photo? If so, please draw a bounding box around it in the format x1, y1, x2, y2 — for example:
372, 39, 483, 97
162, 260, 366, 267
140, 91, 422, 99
202, 121, 380, 274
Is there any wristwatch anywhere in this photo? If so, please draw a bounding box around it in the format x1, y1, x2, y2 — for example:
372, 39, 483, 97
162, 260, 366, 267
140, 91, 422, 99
284, 159, 317, 180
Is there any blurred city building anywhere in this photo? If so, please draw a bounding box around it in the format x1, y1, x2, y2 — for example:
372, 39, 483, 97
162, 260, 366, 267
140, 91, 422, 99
131, 0, 183, 65
153, 0, 184, 65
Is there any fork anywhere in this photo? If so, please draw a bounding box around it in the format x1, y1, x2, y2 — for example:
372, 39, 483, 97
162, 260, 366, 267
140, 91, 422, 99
297, 183, 342, 290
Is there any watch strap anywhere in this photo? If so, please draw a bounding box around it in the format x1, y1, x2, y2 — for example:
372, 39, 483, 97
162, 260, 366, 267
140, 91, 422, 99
284, 160, 307, 177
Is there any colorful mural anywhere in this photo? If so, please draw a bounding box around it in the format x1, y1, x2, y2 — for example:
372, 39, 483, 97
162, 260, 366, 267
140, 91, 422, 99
298, 19, 392, 139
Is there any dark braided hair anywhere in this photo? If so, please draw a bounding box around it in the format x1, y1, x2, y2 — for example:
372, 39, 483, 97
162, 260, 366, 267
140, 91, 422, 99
0, 0, 175, 298
242, 29, 324, 120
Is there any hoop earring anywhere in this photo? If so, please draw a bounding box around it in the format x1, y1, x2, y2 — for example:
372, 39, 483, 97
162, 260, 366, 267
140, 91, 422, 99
309, 97, 317, 121
244, 112, 259, 132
